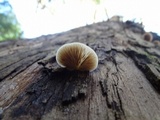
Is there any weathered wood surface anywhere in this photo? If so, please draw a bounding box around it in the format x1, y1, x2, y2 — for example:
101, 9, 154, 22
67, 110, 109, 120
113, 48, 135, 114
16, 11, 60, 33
0, 21, 160, 120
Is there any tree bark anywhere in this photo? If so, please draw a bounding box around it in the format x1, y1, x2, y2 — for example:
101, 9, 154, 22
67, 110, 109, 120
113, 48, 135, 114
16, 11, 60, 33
0, 21, 160, 120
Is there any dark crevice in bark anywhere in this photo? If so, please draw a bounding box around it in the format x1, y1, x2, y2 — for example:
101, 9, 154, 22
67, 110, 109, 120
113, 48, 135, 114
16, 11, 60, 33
0, 52, 48, 81
10, 69, 90, 119
125, 50, 160, 93
99, 50, 127, 120
116, 86, 126, 118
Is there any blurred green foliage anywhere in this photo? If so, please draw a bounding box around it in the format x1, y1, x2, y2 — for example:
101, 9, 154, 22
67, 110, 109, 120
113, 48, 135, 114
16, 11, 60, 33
0, 0, 22, 41
93, 0, 101, 4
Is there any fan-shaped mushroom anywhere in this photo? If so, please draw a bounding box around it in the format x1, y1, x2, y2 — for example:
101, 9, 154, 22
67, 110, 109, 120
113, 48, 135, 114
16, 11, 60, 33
56, 42, 98, 71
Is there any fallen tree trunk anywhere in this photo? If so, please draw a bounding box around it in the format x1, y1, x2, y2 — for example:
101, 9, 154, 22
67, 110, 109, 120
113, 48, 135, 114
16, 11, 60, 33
0, 21, 160, 120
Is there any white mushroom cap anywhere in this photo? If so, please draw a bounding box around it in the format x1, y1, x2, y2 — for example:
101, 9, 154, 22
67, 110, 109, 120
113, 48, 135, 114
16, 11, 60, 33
56, 42, 98, 71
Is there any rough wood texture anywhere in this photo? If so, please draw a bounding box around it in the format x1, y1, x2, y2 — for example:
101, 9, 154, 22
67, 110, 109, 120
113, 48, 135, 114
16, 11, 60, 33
0, 21, 160, 120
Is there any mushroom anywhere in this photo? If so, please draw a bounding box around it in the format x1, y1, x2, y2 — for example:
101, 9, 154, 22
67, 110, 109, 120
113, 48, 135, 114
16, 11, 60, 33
153, 40, 160, 46
56, 42, 98, 71
143, 32, 153, 42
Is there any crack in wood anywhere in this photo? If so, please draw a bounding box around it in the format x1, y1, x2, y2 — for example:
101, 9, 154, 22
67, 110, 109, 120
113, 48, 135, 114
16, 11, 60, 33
99, 51, 128, 120
125, 50, 160, 93
0, 52, 48, 81
8, 68, 90, 119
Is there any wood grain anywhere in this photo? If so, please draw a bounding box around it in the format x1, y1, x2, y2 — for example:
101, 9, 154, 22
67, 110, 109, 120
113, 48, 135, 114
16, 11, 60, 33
0, 21, 160, 120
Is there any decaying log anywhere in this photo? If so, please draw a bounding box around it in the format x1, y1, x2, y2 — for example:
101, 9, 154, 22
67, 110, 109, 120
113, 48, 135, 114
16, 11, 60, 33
0, 21, 160, 120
